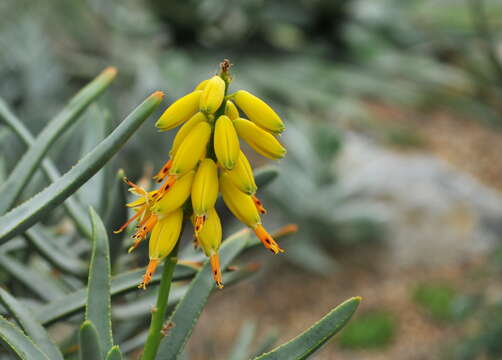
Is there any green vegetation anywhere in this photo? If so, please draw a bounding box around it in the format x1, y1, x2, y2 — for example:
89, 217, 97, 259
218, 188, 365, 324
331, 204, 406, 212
339, 310, 396, 349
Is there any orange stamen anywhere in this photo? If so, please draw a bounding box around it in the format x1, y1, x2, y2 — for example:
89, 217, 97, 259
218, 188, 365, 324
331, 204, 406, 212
153, 159, 173, 183
138, 259, 159, 289
253, 224, 284, 254
123, 177, 147, 196
114, 209, 143, 234
210, 253, 223, 289
133, 214, 157, 241
272, 224, 299, 239
252, 195, 267, 214
194, 215, 206, 233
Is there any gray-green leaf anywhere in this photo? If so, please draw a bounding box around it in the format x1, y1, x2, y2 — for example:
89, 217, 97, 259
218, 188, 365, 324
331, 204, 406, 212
254, 297, 361, 360
86, 208, 113, 356
79, 320, 103, 360
0, 288, 63, 360
0, 68, 117, 215
0, 315, 50, 360
0, 97, 92, 238
0, 91, 163, 243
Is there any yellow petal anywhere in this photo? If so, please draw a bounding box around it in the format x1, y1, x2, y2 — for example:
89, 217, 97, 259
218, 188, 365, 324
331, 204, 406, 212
224, 100, 239, 120
195, 208, 222, 257
149, 208, 183, 260
152, 171, 195, 216
233, 118, 286, 160
170, 122, 212, 176
170, 112, 206, 157
225, 151, 257, 195
156, 90, 202, 131
214, 115, 240, 170
195, 79, 209, 91
191, 159, 219, 217
234, 90, 285, 133
220, 172, 260, 228
199, 76, 225, 114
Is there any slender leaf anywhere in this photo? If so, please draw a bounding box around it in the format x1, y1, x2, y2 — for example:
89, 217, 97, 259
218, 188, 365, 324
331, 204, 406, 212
254, 297, 361, 360
0, 316, 50, 360
155, 229, 252, 359
227, 322, 256, 360
86, 208, 113, 355
79, 320, 103, 360
105, 169, 128, 268
0, 288, 63, 360
250, 331, 279, 358
36, 262, 195, 326
0, 97, 92, 238
0, 91, 164, 243
78, 106, 110, 213
0, 253, 66, 302
254, 165, 279, 188
24, 225, 87, 277
105, 345, 123, 360
0, 68, 117, 215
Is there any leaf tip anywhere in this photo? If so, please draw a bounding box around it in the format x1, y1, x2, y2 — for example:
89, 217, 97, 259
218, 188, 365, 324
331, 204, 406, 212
150, 91, 165, 101
102, 66, 118, 79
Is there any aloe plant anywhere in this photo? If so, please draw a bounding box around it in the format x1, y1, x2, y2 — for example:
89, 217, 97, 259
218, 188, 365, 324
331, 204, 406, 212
0, 67, 359, 359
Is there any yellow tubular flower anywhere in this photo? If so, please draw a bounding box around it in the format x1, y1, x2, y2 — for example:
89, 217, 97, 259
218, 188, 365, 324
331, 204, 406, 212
214, 115, 240, 170
199, 76, 225, 114
140, 208, 183, 289
195, 79, 209, 91
151, 171, 195, 216
156, 90, 202, 131
234, 90, 285, 133
191, 159, 218, 232
170, 122, 211, 176
220, 173, 283, 254
156, 121, 211, 198
225, 151, 257, 195
170, 112, 206, 157
194, 208, 223, 288
225, 100, 239, 120
233, 118, 286, 160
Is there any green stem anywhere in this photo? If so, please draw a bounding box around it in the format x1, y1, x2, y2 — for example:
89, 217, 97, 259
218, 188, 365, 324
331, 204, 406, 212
141, 242, 180, 360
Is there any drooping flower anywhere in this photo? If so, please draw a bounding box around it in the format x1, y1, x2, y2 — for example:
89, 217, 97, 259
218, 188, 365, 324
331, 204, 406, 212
116, 60, 288, 288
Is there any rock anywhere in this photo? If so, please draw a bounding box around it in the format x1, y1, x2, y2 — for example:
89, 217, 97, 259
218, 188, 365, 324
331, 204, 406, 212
335, 132, 502, 267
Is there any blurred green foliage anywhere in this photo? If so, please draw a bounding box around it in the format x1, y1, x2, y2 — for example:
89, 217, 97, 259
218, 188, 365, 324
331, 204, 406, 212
338, 310, 396, 349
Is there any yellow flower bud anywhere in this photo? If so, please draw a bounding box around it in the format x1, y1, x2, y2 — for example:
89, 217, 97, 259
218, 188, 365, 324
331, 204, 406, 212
199, 76, 225, 114
224, 100, 239, 120
156, 90, 202, 131
170, 112, 206, 157
191, 159, 218, 218
225, 151, 257, 195
195, 207, 221, 257
151, 170, 194, 216
220, 172, 260, 228
214, 115, 240, 170
234, 90, 285, 133
233, 118, 286, 160
194, 207, 223, 288
195, 79, 209, 91
170, 122, 212, 176
149, 208, 183, 260
140, 208, 183, 289
220, 172, 283, 254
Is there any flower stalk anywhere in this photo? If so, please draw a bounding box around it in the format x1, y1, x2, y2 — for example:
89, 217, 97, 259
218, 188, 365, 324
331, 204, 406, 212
141, 241, 180, 360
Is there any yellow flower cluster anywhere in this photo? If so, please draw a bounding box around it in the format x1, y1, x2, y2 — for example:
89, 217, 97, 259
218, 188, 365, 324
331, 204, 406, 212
116, 61, 286, 289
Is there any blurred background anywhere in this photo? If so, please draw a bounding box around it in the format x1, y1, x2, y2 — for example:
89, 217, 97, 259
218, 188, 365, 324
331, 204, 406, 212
1, 0, 502, 359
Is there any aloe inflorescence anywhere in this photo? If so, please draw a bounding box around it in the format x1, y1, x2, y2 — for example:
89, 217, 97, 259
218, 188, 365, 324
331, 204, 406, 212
116, 60, 288, 289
